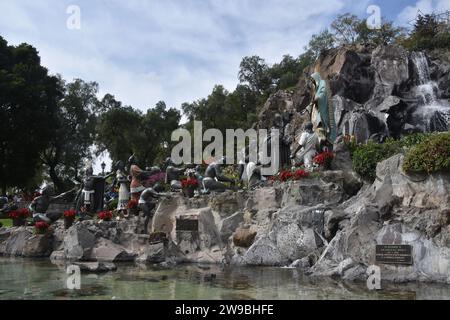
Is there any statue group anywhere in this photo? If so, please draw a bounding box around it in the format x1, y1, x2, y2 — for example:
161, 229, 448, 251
7, 71, 336, 232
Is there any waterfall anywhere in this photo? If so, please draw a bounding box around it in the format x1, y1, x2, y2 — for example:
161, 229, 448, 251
411, 51, 450, 130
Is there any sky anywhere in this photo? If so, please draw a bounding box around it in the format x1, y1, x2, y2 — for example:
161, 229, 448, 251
1, 0, 449, 172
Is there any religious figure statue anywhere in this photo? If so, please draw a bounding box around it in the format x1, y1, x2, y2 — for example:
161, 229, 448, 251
203, 157, 235, 192
138, 187, 171, 234
164, 157, 185, 191
244, 162, 262, 189
30, 185, 76, 223
115, 161, 129, 216
128, 155, 147, 201
75, 163, 114, 219
194, 165, 206, 193
291, 122, 320, 170
308, 72, 337, 144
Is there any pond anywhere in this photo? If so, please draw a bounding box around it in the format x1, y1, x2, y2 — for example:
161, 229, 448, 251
0, 257, 449, 300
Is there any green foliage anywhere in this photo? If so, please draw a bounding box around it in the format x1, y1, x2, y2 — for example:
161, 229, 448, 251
352, 139, 402, 182
403, 132, 450, 174
0, 36, 62, 193
238, 56, 272, 94
308, 30, 335, 59
96, 99, 181, 167
0, 219, 12, 228
402, 14, 450, 50
41, 78, 99, 192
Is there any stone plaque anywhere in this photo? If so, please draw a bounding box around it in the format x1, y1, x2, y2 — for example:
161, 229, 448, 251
176, 216, 199, 232
376, 245, 413, 265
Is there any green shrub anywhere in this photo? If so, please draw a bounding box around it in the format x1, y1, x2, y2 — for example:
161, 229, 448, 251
403, 132, 450, 174
352, 139, 402, 182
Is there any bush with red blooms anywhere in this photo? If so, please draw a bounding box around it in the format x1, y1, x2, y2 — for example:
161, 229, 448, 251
127, 199, 138, 209
293, 169, 309, 180
98, 210, 113, 221
181, 178, 199, 188
279, 170, 293, 182
35, 221, 50, 234
313, 151, 334, 167
9, 208, 31, 219
63, 209, 76, 218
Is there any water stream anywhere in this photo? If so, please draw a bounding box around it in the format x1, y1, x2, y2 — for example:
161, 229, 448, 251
1, 257, 449, 300
411, 51, 450, 128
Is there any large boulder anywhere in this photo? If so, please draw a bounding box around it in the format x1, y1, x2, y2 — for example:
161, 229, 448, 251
280, 173, 348, 207
0, 227, 53, 258
63, 224, 96, 261
243, 236, 285, 266
310, 154, 450, 283
90, 238, 136, 262
367, 45, 410, 110
233, 227, 257, 248
220, 211, 244, 242
23, 234, 53, 257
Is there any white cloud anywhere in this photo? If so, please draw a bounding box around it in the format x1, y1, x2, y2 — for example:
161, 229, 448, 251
0, 0, 362, 112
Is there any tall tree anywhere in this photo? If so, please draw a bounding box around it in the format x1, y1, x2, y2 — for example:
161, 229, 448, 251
238, 56, 272, 94
0, 37, 62, 193
307, 30, 335, 58
40, 78, 99, 191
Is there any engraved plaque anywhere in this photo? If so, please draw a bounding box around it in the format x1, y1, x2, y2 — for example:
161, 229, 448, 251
376, 245, 413, 265
176, 216, 199, 232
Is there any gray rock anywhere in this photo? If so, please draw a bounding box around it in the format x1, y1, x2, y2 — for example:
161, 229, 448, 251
233, 228, 257, 248
22, 234, 53, 258
63, 224, 96, 261
0, 227, 32, 256
220, 211, 244, 242
136, 242, 166, 264
290, 257, 311, 271
73, 261, 117, 273
243, 236, 285, 266
91, 238, 135, 262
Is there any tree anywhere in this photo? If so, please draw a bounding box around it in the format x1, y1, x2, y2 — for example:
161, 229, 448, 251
308, 30, 335, 58
238, 56, 272, 94
96, 98, 181, 168
403, 14, 450, 50
141, 101, 181, 165
0, 37, 62, 193
96, 102, 144, 165
331, 13, 361, 45
40, 78, 99, 191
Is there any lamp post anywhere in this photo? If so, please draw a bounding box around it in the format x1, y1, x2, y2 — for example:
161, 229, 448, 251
101, 162, 106, 176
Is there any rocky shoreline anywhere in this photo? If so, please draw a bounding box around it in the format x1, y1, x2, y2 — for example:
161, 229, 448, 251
1, 154, 449, 284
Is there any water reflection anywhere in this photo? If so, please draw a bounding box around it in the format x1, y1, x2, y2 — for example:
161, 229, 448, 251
0, 257, 449, 300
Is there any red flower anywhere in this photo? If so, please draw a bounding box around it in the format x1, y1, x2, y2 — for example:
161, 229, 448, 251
313, 151, 334, 166
181, 178, 199, 188
98, 211, 113, 220
9, 208, 30, 219
127, 199, 138, 209
64, 209, 76, 218
279, 171, 293, 182
293, 169, 309, 180
35, 221, 50, 232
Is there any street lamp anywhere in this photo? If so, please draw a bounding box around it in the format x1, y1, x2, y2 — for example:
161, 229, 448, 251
101, 162, 106, 176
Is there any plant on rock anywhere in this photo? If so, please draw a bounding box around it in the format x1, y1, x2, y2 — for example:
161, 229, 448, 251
63, 209, 76, 229
35, 221, 50, 234
9, 208, 30, 227
313, 151, 334, 169
403, 132, 450, 174
181, 178, 198, 198
98, 210, 113, 221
